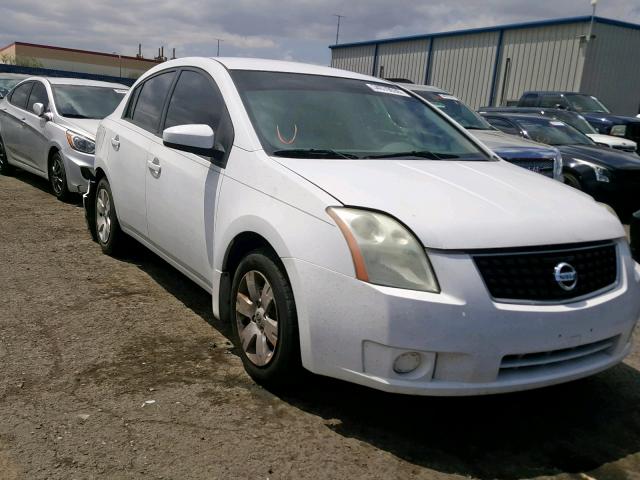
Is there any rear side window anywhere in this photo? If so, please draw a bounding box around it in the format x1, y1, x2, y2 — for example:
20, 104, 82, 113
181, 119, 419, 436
129, 71, 175, 133
9, 82, 32, 109
164, 69, 234, 161
520, 93, 537, 107
27, 82, 49, 113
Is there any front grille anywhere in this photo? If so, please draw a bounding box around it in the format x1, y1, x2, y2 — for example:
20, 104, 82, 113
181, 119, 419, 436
473, 242, 618, 302
612, 145, 637, 153
507, 158, 555, 177
499, 336, 618, 378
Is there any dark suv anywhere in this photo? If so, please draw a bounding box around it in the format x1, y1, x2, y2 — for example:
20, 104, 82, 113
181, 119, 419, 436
517, 91, 640, 152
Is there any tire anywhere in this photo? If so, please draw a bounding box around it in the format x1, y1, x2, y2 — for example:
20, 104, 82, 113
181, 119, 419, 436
0, 135, 13, 176
95, 177, 124, 255
231, 249, 302, 388
564, 172, 582, 191
48, 151, 71, 201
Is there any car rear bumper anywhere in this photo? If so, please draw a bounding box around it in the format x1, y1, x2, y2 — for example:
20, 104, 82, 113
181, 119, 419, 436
283, 241, 640, 396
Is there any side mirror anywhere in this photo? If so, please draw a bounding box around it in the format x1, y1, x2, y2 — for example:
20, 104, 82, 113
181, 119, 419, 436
163, 124, 217, 157
631, 209, 640, 263
33, 102, 45, 117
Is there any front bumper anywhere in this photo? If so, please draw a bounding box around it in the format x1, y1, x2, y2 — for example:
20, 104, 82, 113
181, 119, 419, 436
62, 148, 94, 193
284, 241, 640, 396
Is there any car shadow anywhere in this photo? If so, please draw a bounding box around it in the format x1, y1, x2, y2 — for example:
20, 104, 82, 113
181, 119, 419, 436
11, 169, 83, 206
119, 242, 640, 479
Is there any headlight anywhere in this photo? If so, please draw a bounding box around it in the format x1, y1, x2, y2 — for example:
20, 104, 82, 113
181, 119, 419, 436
66, 130, 95, 154
327, 207, 440, 292
554, 151, 564, 180
610, 125, 627, 137
575, 159, 610, 183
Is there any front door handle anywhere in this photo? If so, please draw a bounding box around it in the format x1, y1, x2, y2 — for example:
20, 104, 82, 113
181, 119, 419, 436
147, 157, 161, 178
110, 135, 120, 151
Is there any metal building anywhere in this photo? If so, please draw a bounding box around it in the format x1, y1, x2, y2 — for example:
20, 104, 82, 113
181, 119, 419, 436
330, 16, 640, 115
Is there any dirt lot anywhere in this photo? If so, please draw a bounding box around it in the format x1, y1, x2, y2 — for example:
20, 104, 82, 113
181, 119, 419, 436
1, 170, 640, 480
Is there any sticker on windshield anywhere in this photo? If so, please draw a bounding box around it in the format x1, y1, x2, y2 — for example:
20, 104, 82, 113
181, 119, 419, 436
366, 84, 410, 97
114, 89, 128, 94
550, 121, 565, 126
438, 94, 459, 101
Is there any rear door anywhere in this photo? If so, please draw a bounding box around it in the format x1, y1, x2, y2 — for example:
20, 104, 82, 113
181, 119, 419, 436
0, 81, 33, 165
22, 80, 51, 173
145, 68, 234, 288
108, 70, 176, 239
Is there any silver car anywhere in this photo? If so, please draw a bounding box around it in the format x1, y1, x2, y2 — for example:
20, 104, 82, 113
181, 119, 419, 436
0, 77, 128, 199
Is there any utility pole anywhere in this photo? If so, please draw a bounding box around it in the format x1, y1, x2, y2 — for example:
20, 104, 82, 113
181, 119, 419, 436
333, 14, 345, 45
215, 38, 223, 56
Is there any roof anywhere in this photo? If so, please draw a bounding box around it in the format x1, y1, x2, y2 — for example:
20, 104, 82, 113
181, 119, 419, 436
330, 16, 640, 49
23, 76, 129, 89
404, 84, 447, 93
0, 41, 160, 64
480, 111, 561, 122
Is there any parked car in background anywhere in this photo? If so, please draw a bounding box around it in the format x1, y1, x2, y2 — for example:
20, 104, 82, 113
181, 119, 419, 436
0, 77, 128, 199
404, 85, 562, 180
482, 112, 640, 217
479, 106, 637, 154
517, 91, 640, 151
84, 57, 640, 396
631, 210, 640, 263
0, 73, 29, 99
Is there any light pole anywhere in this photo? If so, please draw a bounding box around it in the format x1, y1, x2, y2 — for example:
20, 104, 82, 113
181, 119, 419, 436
588, 0, 598, 42
112, 52, 122, 80
333, 14, 345, 45
215, 38, 223, 56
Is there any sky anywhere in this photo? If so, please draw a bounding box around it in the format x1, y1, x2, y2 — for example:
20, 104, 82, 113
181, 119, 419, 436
1, 0, 639, 66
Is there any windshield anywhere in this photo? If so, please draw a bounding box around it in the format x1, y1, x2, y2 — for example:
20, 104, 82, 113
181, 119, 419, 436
231, 71, 489, 161
52, 85, 127, 119
413, 91, 493, 130
550, 111, 597, 134
566, 94, 610, 114
519, 119, 594, 146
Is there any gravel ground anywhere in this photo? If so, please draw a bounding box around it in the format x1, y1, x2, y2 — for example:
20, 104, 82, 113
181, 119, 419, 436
1, 170, 640, 480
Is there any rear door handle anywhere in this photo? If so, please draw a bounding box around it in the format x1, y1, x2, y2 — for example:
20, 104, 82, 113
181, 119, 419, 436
147, 157, 161, 178
110, 135, 120, 151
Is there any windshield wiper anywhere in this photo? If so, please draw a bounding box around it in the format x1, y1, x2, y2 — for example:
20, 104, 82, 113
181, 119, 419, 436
271, 149, 359, 159
364, 150, 459, 160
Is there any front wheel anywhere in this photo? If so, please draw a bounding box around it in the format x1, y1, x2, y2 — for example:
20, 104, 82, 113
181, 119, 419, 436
564, 172, 582, 191
95, 177, 124, 255
0, 135, 13, 175
49, 152, 71, 200
231, 250, 302, 388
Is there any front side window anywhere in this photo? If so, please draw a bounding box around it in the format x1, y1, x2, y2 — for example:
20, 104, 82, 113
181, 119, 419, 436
52, 85, 126, 119
130, 71, 175, 132
163, 69, 234, 160
27, 82, 49, 113
413, 91, 492, 130
9, 82, 32, 109
518, 119, 593, 146
231, 71, 488, 161
566, 94, 610, 113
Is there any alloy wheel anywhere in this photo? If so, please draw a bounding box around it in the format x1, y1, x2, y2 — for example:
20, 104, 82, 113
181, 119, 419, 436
51, 157, 65, 195
96, 188, 112, 244
0, 138, 7, 169
235, 270, 279, 367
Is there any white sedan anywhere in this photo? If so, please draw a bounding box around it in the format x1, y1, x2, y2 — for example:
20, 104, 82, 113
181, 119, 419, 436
84, 57, 640, 396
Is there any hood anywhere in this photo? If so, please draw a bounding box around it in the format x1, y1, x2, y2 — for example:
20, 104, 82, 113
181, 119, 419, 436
274, 157, 624, 250
558, 145, 640, 169
470, 129, 557, 159
57, 118, 101, 138
582, 112, 640, 126
586, 133, 637, 149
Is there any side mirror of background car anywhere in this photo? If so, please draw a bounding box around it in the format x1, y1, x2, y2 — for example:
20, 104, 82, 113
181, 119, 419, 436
33, 103, 45, 117
631, 209, 640, 263
162, 124, 217, 157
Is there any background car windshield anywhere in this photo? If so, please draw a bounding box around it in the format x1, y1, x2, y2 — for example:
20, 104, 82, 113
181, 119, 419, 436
566, 94, 609, 113
52, 85, 126, 119
414, 91, 492, 130
231, 71, 488, 160
0, 79, 21, 97
520, 119, 594, 146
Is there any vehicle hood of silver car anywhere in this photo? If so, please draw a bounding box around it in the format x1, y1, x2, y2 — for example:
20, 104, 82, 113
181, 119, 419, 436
471, 129, 557, 158
58, 118, 101, 139
274, 157, 624, 250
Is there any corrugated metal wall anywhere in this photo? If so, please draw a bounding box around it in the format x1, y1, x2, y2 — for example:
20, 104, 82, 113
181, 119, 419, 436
493, 22, 589, 106
428, 31, 499, 109
330, 44, 376, 76
581, 22, 640, 116
375, 39, 430, 84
